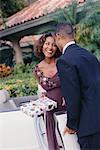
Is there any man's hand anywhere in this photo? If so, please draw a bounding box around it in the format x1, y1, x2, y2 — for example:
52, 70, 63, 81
63, 126, 76, 135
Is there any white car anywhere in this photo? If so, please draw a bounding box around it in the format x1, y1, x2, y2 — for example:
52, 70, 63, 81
0, 95, 48, 150
0, 95, 80, 150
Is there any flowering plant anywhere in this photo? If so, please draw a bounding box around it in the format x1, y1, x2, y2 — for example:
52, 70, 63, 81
0, 64, 11, 78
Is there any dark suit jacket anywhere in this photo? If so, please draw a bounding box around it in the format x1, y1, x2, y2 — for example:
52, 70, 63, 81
57, 44, 100, 137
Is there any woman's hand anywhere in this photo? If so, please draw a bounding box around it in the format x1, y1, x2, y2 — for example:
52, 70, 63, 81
41, 92, 47, 98
63, 126, 76, 135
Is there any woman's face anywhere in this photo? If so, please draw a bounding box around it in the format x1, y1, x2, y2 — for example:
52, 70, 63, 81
43, 36, 57, 58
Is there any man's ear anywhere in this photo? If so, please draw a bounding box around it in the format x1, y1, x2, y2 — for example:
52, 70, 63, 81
56, 33, 60, 36
56, 33, 61, 40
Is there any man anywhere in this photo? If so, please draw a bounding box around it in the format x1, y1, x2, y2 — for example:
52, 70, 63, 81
54, 23, 100, 149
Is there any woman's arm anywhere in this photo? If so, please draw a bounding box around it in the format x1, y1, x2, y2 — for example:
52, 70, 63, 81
37, 83, 47, 98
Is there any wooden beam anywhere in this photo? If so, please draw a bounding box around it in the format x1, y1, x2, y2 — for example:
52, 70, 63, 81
0, 13, 58, 40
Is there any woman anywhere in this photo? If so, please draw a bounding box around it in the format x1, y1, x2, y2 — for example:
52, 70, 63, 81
33, 33, 66, 150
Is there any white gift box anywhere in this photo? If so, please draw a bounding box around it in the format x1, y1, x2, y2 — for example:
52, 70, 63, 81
20, 97, 57, 117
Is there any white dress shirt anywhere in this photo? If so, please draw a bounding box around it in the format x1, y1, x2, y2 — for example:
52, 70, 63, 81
62, 41, 75, 54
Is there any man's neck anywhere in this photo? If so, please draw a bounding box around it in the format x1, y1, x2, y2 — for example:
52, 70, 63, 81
62, 41, 75, 54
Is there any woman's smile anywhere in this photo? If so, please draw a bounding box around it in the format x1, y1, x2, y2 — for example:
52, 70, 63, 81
43, 36, 57, 58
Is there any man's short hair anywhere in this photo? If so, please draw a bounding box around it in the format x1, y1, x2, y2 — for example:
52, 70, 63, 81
55, 23, 74, 37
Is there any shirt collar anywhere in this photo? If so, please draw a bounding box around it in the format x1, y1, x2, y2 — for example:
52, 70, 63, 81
62, 41, 75, 54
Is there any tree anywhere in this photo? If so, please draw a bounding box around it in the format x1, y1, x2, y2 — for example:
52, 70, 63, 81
0, 0, 28, 18
55, 0, 100, 60
75, 1, 100, 59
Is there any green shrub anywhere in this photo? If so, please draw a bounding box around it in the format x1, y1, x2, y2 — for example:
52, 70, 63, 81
0, 62, 38, 97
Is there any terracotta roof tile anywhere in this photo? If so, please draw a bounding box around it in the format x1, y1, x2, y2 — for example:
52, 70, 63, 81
0, 0, 85, 30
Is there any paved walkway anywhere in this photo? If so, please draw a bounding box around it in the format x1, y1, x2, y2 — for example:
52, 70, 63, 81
0, 95, 38, 112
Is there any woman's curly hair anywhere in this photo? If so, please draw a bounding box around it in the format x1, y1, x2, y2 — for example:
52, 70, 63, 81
34, 33, 61, 60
